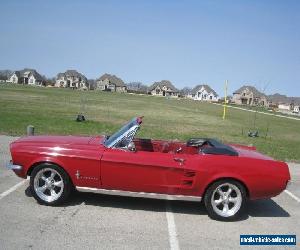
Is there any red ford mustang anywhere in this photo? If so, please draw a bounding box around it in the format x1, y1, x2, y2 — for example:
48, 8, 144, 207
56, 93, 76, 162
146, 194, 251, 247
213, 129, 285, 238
7, 117, 290, 221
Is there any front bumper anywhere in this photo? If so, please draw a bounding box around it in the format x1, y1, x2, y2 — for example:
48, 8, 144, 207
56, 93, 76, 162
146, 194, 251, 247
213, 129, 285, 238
6, 161, 23, 171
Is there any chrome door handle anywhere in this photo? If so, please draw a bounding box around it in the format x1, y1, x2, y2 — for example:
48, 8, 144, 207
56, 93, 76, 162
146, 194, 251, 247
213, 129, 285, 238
174, 158, 185, 165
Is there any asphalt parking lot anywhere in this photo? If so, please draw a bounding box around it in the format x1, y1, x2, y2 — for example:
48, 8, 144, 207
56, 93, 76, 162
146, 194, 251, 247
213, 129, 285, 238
0, 135, 299, 250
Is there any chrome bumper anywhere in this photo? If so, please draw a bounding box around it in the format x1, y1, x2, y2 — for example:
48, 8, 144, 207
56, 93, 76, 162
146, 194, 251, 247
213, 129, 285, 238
6, 161, 23, 171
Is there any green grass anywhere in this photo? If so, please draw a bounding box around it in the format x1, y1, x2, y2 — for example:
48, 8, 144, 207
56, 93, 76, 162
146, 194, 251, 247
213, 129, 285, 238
0, 83, 299, 162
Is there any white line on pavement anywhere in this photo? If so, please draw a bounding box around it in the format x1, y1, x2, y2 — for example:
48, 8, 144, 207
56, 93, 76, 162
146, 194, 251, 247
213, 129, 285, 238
0, 179, 28, 201
166, 202, 180, 250
284, 190, 300, 203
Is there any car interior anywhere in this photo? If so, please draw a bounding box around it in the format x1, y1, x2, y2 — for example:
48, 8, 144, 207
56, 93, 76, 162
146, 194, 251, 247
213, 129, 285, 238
132, 138, 238, 156
133, 138, 199, 154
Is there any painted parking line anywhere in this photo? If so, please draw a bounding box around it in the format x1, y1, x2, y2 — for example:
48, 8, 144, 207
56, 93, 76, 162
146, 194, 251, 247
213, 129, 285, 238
284, 190, 300, 203
166, 202, 180, 250
0, 179, 28, 201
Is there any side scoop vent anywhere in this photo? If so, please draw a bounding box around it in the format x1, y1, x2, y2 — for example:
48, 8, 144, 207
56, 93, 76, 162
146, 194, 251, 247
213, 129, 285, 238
184, 170, 196, 178
182, 180, 193, 186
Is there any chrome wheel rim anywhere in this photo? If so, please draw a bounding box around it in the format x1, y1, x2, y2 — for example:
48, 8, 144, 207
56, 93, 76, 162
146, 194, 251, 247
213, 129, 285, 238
34, 168, 64, 202
211, 183, 242, 218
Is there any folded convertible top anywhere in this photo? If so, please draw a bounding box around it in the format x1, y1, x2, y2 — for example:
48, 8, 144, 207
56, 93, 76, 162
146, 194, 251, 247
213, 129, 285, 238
186, 138, 238, 156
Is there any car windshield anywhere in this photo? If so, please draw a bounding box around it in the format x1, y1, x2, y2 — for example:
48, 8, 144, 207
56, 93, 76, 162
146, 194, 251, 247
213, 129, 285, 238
104, 118, 139, 147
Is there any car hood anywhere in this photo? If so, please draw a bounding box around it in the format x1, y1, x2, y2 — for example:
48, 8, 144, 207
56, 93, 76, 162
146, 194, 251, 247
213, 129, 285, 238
13, 135, 105, 146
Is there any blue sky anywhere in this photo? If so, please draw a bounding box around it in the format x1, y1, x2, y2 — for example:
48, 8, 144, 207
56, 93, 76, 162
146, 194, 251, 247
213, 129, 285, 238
0, 0, 299, 96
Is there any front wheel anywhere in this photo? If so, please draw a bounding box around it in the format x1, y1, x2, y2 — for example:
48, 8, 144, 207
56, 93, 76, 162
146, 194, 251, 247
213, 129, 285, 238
30, 164, 72, 206
204, 180, 247, 221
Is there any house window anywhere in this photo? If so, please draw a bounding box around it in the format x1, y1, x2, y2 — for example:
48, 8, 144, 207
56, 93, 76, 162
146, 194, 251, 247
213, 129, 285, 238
29, 78, 33, 83
210, 96, 212, 100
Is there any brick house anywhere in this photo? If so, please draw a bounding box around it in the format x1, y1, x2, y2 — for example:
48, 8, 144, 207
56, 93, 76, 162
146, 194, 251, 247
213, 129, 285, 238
96, 73, 127, 92
149, 80, 179, 97
232, 85, 268, 107
55, 70, 88, 90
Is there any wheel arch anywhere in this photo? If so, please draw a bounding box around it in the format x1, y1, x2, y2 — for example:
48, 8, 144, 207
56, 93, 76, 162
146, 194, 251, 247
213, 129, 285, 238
203, 177, 250, 199
27, 161, 73, 186
27, 161, 60, 176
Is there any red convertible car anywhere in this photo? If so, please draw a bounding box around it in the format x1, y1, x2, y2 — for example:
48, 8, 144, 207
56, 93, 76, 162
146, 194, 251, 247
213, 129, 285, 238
7, 117, 290, 221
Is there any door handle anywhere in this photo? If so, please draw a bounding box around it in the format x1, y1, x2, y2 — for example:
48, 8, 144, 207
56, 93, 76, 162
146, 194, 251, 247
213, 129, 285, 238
174, 158, 185, 165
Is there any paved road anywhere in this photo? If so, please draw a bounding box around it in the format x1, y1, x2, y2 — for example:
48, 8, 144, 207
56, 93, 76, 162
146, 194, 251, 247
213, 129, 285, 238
0, 135, 299, 250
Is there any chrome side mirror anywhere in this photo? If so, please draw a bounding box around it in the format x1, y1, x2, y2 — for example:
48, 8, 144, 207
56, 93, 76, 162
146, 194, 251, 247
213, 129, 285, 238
127, 142, 136, 152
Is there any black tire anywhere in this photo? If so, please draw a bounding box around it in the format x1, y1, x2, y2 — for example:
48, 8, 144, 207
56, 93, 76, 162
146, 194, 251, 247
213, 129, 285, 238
30, 163, 72, 206
204, 179, 247, 221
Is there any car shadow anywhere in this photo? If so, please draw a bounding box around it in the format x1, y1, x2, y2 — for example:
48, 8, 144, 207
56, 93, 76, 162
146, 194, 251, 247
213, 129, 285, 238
247, 199, 290, 217
25, 186, 33, 197
25, 187, 290, 220
72, 191, 208, 215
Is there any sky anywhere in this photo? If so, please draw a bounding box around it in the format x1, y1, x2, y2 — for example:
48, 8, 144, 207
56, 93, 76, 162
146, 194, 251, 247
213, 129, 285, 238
0, 0, 299, 96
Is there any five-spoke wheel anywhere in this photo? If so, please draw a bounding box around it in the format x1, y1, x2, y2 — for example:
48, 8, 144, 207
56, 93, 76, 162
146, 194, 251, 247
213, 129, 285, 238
30, 164, 72, 205
204, 180, 246, 221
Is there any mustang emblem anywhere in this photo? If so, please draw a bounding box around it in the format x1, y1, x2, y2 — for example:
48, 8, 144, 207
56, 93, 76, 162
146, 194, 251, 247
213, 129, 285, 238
75, 170, 98, 180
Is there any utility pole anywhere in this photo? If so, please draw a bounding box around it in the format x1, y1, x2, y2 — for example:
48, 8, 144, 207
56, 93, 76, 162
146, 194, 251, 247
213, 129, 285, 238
222, 80, 228, 120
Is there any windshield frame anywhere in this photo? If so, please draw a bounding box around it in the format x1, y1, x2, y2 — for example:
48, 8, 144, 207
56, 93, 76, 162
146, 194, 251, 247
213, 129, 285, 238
104, 117, 142, 148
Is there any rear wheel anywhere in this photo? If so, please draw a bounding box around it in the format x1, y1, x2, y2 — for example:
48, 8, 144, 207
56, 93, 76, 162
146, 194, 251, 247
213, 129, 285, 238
30, 164, 72, 205
204, 180, 246, 221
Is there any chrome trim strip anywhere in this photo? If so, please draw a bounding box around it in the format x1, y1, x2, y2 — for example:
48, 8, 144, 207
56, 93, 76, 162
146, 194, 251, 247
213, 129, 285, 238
76, 186, 202, 202
6, 161, 23, 171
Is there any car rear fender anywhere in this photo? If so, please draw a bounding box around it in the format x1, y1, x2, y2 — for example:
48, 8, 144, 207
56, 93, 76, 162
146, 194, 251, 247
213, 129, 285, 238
201, 174, 250, 199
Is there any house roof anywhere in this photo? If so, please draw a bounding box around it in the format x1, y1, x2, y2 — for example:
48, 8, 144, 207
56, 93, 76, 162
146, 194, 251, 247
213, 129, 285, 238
0, 75, 7, 80
56, 70, 87, 81
97, 73, 125, 87
233, 85, 265, 98
0, 70, 12, 80
268, 93, 289, 104
13, 71, 21, 77
190, 84, 218, 96
149, 80, 179, 92
268, 93, 300, 105
180, 87, 192, 95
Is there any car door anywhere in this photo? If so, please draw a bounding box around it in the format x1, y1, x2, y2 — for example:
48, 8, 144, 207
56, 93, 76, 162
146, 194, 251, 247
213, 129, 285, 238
100, 147, 188, 194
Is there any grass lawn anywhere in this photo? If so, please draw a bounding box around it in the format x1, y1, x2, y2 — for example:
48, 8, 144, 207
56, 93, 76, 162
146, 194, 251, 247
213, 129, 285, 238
0, 84, 299, 162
